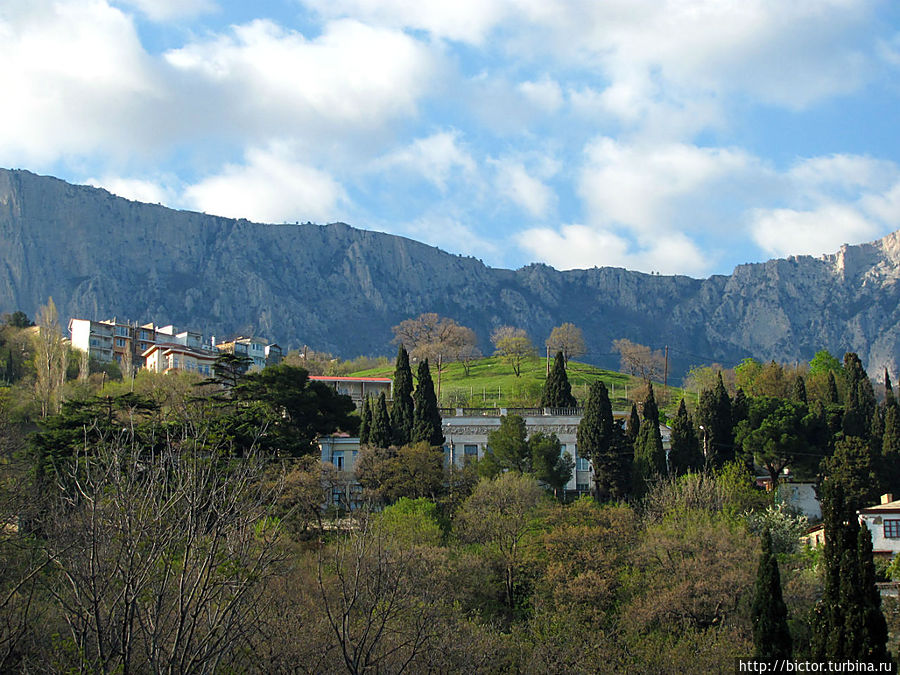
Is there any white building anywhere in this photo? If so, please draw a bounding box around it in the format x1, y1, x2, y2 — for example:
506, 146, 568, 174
859, 494, 900, 557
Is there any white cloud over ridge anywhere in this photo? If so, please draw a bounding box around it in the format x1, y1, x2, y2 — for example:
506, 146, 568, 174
113, 0, 217, 22
183, 146, 345, 223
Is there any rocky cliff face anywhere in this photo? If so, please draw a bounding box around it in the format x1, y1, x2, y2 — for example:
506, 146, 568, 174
1, 168, 898, 378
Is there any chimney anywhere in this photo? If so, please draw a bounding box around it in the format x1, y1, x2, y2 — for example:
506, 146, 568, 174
882, 493, 894, 505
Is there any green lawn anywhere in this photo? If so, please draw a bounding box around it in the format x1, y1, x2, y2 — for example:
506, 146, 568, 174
350, 355, 684, 417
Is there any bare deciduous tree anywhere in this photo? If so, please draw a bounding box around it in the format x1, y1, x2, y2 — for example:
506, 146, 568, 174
546, 323, 586, 367
33, 297, 68, 418
40, 424, 286, 673
612, 338, 664, 382
317, 510, 445, 675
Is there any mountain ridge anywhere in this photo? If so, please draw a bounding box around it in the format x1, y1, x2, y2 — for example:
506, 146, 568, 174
1, 167, 898, 379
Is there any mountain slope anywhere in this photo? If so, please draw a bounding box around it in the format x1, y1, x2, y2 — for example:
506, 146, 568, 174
1, 168, 899, 378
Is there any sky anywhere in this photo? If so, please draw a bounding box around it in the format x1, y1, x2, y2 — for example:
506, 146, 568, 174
2, 0, 900, 278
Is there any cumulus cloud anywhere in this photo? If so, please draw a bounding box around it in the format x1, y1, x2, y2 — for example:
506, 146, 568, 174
748, 154, 900, 258
183, 146, 345, 223
578, 138, 761, 233
298, 0, 512, 44
165, 18, 438, 139
87, 176, 176, 205
517, 224, 708, 276
492, 159, 555, 219
113, 0, 217, 22
517, 77, 563, 114
0, 0, 162, 164
377, 131, 476, 191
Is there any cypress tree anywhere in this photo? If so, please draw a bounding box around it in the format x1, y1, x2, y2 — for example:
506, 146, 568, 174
669, 398, 702, 475
792, 374, 808, 404
885, 368, 895, 407
732, 387, 749, 427
633, 383, 665, 494
412, 360, 444, 446
882, 402, 900, 488
626, 402, 640, 447
827, 370, 840, 405
696, 372, 734, 466
855, 523, 890, 662
369, 392, 392, 448
359, 395, 372, 445
843, 352, 875, 439
752, 532, 792, 659
390, 345, 415, 445
541, 351, 577, 408
812, 481, 851, 660
577, 381, 629, 500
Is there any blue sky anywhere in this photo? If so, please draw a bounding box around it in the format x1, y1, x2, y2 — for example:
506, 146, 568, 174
3, 0, 900, 277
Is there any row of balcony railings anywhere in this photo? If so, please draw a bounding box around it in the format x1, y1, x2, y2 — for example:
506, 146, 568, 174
439, 407, 584, 418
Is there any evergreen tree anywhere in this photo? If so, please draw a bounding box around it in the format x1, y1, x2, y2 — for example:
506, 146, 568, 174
885, 368, 895, 407
870, 405, 885, 457
633, 383, 665, 494
792, 374, 808, 404
626, 402, 640, 447
696, 372, 734, 466
752, 532, 792, 659
827, 370, 840, 405
390, 345, 415, 445
822, 436, 880, 515
855, 523, 890, 662
481, 414, 530, 476
732, 387, 749, 427
669, 398, 702, 475
812, 481, 853, 660
843, 352, 876, 439
540, 350, 577, 408
529, 431, 573, 497
359, 395, 372, 445
412, 360, 444, 446
369, 392, 392, 448
882, 402, 900, 487
577, 381, 629, 500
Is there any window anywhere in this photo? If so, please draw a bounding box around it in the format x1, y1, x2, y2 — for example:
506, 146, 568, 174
333, 452, 344, 470
885, 519, 900, 538
464, 444, 478, 457
116, 327, 128, 336
576, 455, 591, 472
576, 483, 590, 492
115, 338, 126, 347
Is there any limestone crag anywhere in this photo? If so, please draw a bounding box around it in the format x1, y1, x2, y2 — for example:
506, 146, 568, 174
1, 168, 899, 378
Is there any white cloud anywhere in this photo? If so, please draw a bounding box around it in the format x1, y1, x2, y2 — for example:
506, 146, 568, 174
113, 0, 217, 22
578, 138, 760, 233
517, 77, 563, 114
377, 131, 476, 191
750, 204, 880, 258
517, 224, 708, 276
492, 160, 554, 218
183, 146, 345, 223
165, 18, 438, 139
87, 176, 175, 205
0, 0, 162, 164
298, 0, 512, 44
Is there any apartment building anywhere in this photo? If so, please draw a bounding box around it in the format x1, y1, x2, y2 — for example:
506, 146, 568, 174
142, 343, 218, 376
215, 336, 283, 371
309, 375, 393, 410
69, 318, 163, 373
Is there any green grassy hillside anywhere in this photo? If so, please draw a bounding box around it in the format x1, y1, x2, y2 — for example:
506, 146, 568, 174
351, 355, 684, 416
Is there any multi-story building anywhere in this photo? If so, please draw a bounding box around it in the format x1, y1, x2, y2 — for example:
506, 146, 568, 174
309, 375, 393, 410
441, 407, 611, 496
142, 342, 218, 376
69, 318, 164, 373
215, 336, 282, 371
